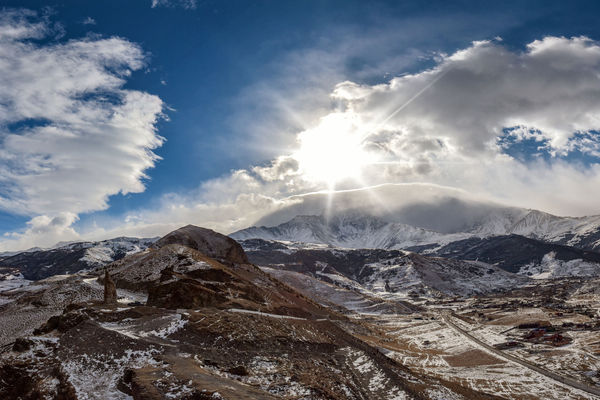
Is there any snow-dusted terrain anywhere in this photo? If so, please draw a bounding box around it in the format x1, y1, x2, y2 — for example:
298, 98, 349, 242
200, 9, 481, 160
0, 237, 157, 280
518, 251, 600, 279
240, 239, 529, 297
0, 272, 31, 295
56, 237, 159, 266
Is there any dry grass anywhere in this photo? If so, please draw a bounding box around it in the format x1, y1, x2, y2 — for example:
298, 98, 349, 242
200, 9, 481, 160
444, 349, 505, 367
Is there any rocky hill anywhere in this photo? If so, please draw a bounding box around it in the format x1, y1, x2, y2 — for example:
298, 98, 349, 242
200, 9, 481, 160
153, 224, 248, 264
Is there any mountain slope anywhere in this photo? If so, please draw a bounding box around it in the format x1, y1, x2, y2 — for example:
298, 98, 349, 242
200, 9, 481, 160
0, 237, 157, 280
240, 239, 529, 297
232, 214, 469, 250
421, 234, 600, 275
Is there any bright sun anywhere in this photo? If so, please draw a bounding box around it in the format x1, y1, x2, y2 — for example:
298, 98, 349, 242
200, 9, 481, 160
294, 113, 372, 186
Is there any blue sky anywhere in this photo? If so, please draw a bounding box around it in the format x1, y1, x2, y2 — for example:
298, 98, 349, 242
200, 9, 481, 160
2, 0, 600, 249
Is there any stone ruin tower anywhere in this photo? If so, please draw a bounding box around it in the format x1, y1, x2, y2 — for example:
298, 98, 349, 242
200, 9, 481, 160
103, 269, 118, 304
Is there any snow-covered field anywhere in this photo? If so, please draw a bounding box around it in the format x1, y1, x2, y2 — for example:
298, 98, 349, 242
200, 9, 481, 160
376, 315, 598, 399
0, 272, 31, 294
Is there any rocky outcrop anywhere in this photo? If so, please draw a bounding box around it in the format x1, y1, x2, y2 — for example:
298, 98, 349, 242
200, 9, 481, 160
33, 311, 90, 335
146, 278, 229, 309
104, 269, 118, 304
154, 225, 248, 264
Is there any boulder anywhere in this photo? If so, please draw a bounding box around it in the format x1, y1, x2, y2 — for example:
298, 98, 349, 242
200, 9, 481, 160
33, 312, 89, 335
227, 365, 249, 376
12, 338, 33, 352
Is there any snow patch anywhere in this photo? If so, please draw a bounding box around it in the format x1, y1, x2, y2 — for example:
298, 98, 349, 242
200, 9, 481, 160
62, 349, 162, 400
519, 252, 600, 279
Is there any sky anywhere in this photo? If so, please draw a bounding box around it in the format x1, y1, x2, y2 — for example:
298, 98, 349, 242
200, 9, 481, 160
1, 0, 600, 250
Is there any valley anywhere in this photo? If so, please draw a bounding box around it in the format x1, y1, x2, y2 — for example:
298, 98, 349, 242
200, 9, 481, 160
1, 222, 599, 399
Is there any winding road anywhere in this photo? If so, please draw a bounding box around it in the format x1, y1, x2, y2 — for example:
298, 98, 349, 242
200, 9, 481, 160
439, 312, 600, 398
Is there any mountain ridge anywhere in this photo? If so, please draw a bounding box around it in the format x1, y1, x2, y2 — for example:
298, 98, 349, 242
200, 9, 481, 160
232, 208, 600, 252
0, 237, 158, 280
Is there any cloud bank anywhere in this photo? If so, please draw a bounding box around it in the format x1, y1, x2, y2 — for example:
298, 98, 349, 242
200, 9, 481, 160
117, 36, 600, 237
0, 10, 164, 249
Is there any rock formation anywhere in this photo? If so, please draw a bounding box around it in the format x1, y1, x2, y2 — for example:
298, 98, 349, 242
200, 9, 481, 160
103, 269, 117, 304
153, 224, 249, 264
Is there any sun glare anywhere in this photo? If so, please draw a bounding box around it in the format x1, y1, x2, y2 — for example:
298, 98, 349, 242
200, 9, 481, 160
294, 113, 372, 187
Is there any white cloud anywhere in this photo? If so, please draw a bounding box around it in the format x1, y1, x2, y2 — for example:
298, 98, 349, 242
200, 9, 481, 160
151, 0, 197, 10
81, 17, 96, 25
335, 37, 600, 157
322, 36, 600, 213
3, 212, 80, 250
0, 10, 164, 250
0, 9, 48, 41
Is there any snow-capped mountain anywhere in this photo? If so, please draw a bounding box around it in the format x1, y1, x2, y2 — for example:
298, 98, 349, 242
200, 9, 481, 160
232, 209, 600, 278
0, 237, 158, 280
232, 213, 470, 250
236, 184, 600, 252
466, 208, 600, 250
233, 209, 600, 252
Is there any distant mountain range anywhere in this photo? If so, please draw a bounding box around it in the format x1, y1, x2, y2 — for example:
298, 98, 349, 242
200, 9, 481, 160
231, 208, 600, 278
232, 209, 600, 251
0, 237, 157, 280
4, 196, 600, 283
